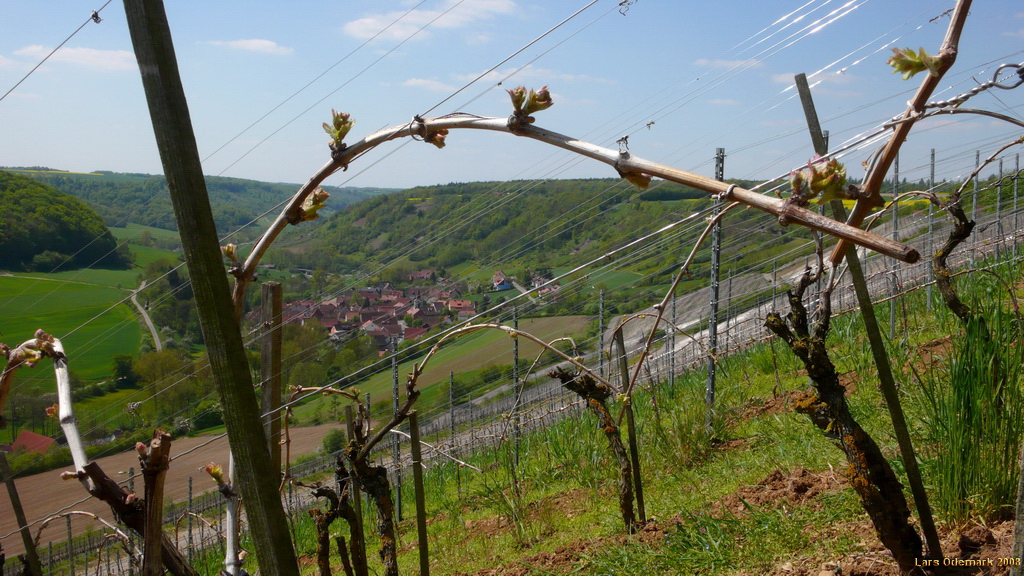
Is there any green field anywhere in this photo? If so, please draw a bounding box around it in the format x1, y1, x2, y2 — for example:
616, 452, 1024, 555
0, 275, 141, 385
294, 315, 593, 420
579, 268, 643, 292
109, 223, 180, 242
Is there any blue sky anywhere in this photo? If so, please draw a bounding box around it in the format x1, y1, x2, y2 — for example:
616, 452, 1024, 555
1, 0, 1022, 190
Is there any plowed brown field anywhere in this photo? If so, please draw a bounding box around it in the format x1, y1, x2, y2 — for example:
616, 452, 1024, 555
1, 423, 340, 556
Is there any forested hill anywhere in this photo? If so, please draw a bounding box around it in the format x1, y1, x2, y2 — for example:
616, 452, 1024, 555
3, 167, 394, 235
279, 177, 784, 281
0, 171, 131, 271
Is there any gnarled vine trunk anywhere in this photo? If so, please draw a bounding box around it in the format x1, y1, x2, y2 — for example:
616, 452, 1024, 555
764, 272, 923, 573
549, 366, 636, 533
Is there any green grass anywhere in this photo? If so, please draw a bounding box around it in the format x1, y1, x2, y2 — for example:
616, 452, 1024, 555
265, 253, 1024, 575
109, 223, 181, 242
576, 269, 644, 293
0, 275, 140, 384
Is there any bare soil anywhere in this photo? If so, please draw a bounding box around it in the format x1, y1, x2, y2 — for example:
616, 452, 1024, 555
0, 423, 340, 556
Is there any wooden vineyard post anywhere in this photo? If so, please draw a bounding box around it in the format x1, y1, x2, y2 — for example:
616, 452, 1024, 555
121, 1, 299, 573
261, 282, 283, 479
344, 405, 364, 531
794, 72, 941, 560
0, 452, 42, 576
409, 411, 430, 576
141, 430, 173, 576
613, 330, 645, 524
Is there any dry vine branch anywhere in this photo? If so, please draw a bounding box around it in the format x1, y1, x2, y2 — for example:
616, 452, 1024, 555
612, 201, 735, 426
548, 365, 636, 533
295, 454, 365, 576
388, 429, 482, 472
44, 333, 199, 576
764, 270, 924, 573
139, 429, 173, 576
0, 329, 66, 429
280, 388, 368, 576
228, 110, 919, 319
500, 335, 582, 442
284, 384, 409, 576
831, 0, 972, 265
32, 511, 138, 561
934, 136, 1024, 325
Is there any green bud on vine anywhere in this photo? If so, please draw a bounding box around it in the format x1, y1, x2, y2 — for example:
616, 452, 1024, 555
887, 47, 942, 80
789, 156, 850, 205
508, 85, 553, 121
221, 243, 238, 263
299, 188, 331, 223
204, 462, 225, 485
323, 109, 354, 150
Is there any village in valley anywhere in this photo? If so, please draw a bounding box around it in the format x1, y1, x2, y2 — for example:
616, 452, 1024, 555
278, 268, 559, 354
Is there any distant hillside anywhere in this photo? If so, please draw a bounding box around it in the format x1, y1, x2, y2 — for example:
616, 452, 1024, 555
280, 177, 788, 284
3, 167, 394, 237
0, 170, 131, 271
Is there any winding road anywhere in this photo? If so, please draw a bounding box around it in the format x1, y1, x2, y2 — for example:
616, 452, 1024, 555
131, 279, 162, 351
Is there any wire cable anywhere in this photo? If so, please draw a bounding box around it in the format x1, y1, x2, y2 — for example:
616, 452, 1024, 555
0, 1, 113, 103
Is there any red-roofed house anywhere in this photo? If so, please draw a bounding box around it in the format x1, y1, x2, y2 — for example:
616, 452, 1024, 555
12, 430, 55, 454
408, 269, 435, 282
403, 327, 430, 341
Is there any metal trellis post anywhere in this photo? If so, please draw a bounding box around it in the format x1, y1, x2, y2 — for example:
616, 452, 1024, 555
997, 158, 1003, 260
928, 149, 935, 311
513, 306, 521, 467
706, 147, 724, 432
890, 152, 899, 340
599, 289, 605, 379
972, 150, 980, 264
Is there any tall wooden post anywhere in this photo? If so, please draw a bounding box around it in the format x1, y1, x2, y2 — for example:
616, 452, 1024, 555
408, 411, 430, 576
794, 72, 940, 560
344, 405, 364, 532
261, 282, 283, 478
122, 2, 299, 573
613, 331, 645, 523
391, 339, 402, 522
0, 452, 43, 576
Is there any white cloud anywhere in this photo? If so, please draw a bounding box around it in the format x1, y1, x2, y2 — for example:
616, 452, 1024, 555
201, 39, 293, 55
343, 0, 518, 41
465, 33, 493, 45
1004, 28, 1024, 37
403, 78, 457, 92
13, 45, 135, 71
0, 54, 24, 70
694, 58, 761, 69
708, 98, 740, 106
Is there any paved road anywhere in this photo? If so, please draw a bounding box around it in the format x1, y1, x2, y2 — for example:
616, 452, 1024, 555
511, 280, 539, 305
131, 279, 162, 352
